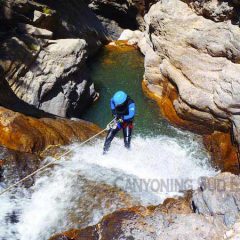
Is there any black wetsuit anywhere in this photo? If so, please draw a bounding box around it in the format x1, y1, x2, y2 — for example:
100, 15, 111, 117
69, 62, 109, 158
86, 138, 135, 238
103, 96, 136, 153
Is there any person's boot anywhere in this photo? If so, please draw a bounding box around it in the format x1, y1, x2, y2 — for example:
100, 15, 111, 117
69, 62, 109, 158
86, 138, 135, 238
103, 128, 119, 154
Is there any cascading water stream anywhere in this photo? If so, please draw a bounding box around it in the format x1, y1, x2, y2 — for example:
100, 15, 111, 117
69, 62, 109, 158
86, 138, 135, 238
0, 45, 218, 240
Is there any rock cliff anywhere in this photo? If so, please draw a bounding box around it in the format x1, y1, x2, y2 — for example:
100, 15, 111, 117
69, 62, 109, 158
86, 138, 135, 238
86, 0, 157, 39
138, 0, 240, 156
0, 0, 108, 117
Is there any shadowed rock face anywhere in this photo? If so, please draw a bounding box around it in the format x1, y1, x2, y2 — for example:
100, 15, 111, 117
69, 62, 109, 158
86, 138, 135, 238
0, 0, 108, 53
85, 0, 157, 39
0, 0, 108, 117
139, 0, 240, 149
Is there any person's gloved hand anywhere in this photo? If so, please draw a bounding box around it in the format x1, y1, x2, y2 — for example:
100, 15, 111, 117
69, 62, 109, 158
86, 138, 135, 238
117, 117, 124, 124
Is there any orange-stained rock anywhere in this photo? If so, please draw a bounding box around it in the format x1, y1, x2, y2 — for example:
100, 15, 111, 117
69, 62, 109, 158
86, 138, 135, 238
49, 193, 225, 240
0, 107, 102, 154
49, 227, 98, 240
107, 40, 138, 52
142, 79, 240, 174
157, 191, 193, 214
142, 79, 216, 135
203, 132, 240, 174
50, 194, 193, 240
49, 207, 149, 240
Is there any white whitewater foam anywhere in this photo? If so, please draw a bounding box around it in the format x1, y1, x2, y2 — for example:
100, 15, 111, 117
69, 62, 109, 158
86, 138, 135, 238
0, 135, 217, 240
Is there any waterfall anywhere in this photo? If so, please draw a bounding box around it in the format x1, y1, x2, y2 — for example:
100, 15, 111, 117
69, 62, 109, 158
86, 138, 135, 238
0, 135, 217, 240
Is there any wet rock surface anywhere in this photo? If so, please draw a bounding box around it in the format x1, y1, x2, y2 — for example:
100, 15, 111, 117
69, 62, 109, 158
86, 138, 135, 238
86, 0, 157, 39
50, 173, 240, 240
63, 177, 140, 231
0, 107, 102, 153
0, 146, 40, 188
203, 131, 240, 174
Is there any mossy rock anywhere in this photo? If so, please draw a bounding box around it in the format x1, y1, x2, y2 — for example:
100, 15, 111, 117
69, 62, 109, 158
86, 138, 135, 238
42, 6, 53, 15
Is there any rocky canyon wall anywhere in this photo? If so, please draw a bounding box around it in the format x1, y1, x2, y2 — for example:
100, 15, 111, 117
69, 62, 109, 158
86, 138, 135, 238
140, 0, 240, 150
86, 0, 158, 39
0, 0, 108, 118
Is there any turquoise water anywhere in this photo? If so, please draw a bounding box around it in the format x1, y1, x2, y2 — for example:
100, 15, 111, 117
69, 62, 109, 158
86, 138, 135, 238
83, 46, 180, 137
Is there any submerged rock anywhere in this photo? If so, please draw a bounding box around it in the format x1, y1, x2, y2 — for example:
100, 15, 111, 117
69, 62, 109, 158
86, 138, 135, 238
0, 107, 102, 153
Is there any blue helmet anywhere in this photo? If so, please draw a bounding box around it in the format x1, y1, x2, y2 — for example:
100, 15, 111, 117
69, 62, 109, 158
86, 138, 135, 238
113, 91, 127, 106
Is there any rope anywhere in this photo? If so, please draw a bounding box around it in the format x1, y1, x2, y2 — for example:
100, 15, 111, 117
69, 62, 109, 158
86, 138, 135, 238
39, 144, 61, 158
0, 119, 115, 196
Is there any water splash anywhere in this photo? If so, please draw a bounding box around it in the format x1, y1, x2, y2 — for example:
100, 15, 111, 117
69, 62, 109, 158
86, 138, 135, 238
0, 134, 217, 240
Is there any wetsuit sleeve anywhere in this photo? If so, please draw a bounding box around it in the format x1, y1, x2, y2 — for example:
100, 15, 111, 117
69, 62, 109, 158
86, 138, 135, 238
110, 98, 116, 116
123, 103, 135, 121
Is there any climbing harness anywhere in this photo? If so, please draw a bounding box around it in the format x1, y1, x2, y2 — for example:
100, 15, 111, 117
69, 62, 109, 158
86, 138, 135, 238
0, 119, 116, 196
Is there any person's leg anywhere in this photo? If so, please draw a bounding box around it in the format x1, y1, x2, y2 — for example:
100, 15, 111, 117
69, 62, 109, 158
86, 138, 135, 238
103, 127, 120, 154
123, 122, 133, 149
0, 160, 3, 182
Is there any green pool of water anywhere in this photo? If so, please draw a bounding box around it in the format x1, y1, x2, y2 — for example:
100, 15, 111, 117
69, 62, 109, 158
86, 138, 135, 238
83, 46, 180, 137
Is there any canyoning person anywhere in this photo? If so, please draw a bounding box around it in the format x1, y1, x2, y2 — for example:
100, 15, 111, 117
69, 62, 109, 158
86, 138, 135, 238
103, 91, 136, 154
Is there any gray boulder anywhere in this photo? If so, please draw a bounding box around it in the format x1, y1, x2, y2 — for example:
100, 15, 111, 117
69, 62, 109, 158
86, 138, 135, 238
140, 0, 240, 145
192, 172, 240, 227
224, 221, 240, 239
8, 39, 96, 117
119, 212, 226, 240
18, 23, 53, 39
